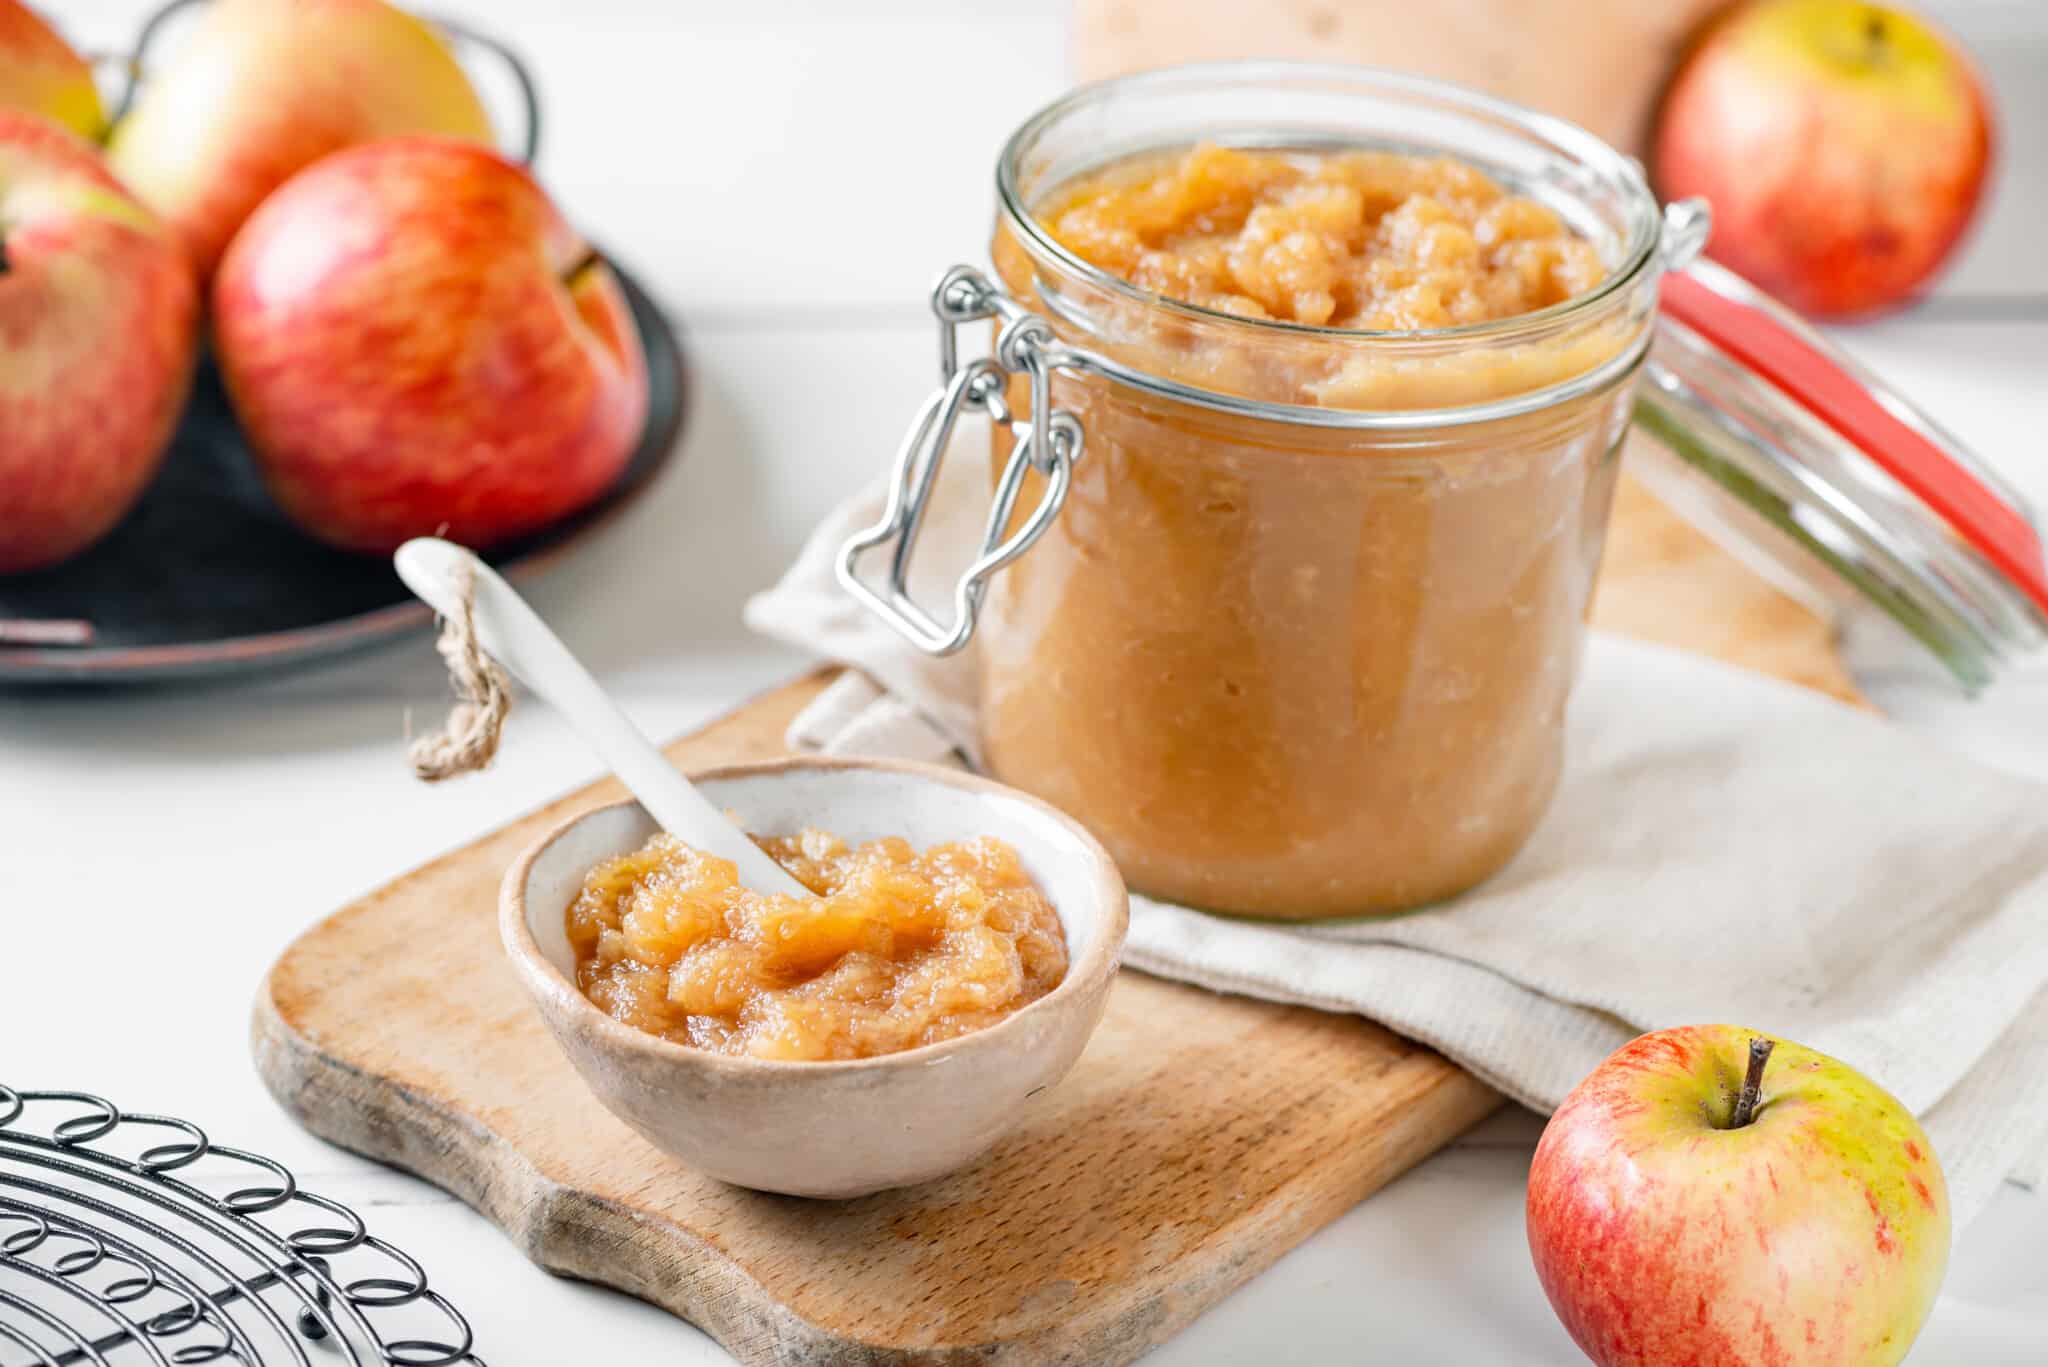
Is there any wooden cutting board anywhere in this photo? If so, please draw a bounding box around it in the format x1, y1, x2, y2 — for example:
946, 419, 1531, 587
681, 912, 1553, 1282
1598, 460, 1862, 706
253, 673, 1502, 1367
1071, 0, 1730, 158
253, 454, 1858, 1367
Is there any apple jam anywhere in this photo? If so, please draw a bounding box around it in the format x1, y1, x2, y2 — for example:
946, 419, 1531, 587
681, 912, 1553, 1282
566, 829, 1068, 1061
967, 102, 1661, 918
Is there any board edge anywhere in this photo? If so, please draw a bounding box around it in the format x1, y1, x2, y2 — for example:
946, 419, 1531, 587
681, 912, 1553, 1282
250, 961, 1500, 1367
248, 976, 912, 1367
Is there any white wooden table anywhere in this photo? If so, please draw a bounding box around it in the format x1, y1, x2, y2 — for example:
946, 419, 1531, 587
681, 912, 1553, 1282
11, 2, 2046, 1361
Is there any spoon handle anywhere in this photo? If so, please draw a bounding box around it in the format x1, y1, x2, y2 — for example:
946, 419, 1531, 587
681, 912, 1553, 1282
394, 538, 809, 896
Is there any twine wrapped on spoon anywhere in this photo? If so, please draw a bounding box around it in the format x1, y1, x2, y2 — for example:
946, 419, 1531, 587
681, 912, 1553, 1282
408, 561, 511, 781
391, 536, 811, 893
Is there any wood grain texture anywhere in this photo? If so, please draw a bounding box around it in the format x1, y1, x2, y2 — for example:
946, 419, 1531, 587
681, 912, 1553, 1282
1594, 464, 1866, 707
1070, 0, 1729, 157
254, 672, 1503, 1367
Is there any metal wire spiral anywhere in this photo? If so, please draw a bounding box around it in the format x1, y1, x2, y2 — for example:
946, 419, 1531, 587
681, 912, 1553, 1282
0, 1086, 483, 1367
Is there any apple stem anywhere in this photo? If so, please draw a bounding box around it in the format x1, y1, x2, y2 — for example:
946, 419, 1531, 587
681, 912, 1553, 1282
562, 248, 604, 290
1730, 1037, 1774, 1129
0, 234, 9, 278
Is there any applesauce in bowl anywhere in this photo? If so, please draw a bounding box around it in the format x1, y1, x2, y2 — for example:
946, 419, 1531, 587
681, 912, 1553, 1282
567, 827, 1068, 1062
842, 65, 1688, 919
501, 757, 1128, 1197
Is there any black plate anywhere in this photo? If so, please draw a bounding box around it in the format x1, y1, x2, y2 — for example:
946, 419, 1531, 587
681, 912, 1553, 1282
0, 266, 685, 685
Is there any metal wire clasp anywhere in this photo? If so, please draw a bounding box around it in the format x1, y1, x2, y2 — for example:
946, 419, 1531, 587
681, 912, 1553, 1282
837, 265, 1086, 656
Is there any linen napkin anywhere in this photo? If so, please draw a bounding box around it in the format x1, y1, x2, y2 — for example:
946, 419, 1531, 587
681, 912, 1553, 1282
744, 458, 2048, 1225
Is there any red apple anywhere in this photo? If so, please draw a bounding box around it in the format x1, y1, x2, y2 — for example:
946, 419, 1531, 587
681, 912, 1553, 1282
0, 111, 198, 573
107, 0, 494, 279
212, 137, 648, 554
1527, 1026, 1950, 1366
1653, 0, 1993, 318
0, 0, 103, 139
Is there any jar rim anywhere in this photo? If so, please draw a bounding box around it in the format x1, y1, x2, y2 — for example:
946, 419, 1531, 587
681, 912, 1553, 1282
994, 61, 1665, 352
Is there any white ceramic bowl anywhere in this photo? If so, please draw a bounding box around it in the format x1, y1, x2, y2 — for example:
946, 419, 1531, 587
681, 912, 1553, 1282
501, 756, 1128, 1198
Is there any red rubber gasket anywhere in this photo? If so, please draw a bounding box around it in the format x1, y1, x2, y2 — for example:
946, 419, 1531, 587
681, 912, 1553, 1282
1662, 268, 2048, 618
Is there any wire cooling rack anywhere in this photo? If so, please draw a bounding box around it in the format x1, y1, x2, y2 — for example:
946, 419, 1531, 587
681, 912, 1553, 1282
0, 1085, 484, 1366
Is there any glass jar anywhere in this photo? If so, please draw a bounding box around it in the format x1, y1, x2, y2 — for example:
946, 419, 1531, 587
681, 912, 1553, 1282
838, 64, 2045, 920
851, 66, 1674, 919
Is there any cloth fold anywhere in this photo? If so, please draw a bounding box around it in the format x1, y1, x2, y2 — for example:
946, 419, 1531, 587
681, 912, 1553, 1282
746, 465, 2048, 1225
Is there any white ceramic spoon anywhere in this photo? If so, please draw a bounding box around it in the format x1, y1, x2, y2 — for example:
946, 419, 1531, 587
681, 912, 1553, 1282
393, 537, 811, 897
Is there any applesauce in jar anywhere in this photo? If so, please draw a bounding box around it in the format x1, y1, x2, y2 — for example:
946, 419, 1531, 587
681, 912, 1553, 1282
567, 829, 1068, 1061
1038, 142, 1606, 334
841, 66, 1676, 919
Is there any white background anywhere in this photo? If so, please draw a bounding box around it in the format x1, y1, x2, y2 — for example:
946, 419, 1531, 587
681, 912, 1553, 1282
9, 1, 2047, 1361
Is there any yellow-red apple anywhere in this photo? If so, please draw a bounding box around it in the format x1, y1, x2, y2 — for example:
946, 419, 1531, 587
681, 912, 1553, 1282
107, 0, 493, 279
212, 137, 648, 555
1653, 0, 1992, 318
1527, 1026, 1950, 1366
0, 0, 102, 139
0, 111, 197, 573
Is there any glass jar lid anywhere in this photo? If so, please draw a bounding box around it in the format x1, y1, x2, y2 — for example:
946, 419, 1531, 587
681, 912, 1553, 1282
1633, 258, 2048, 692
